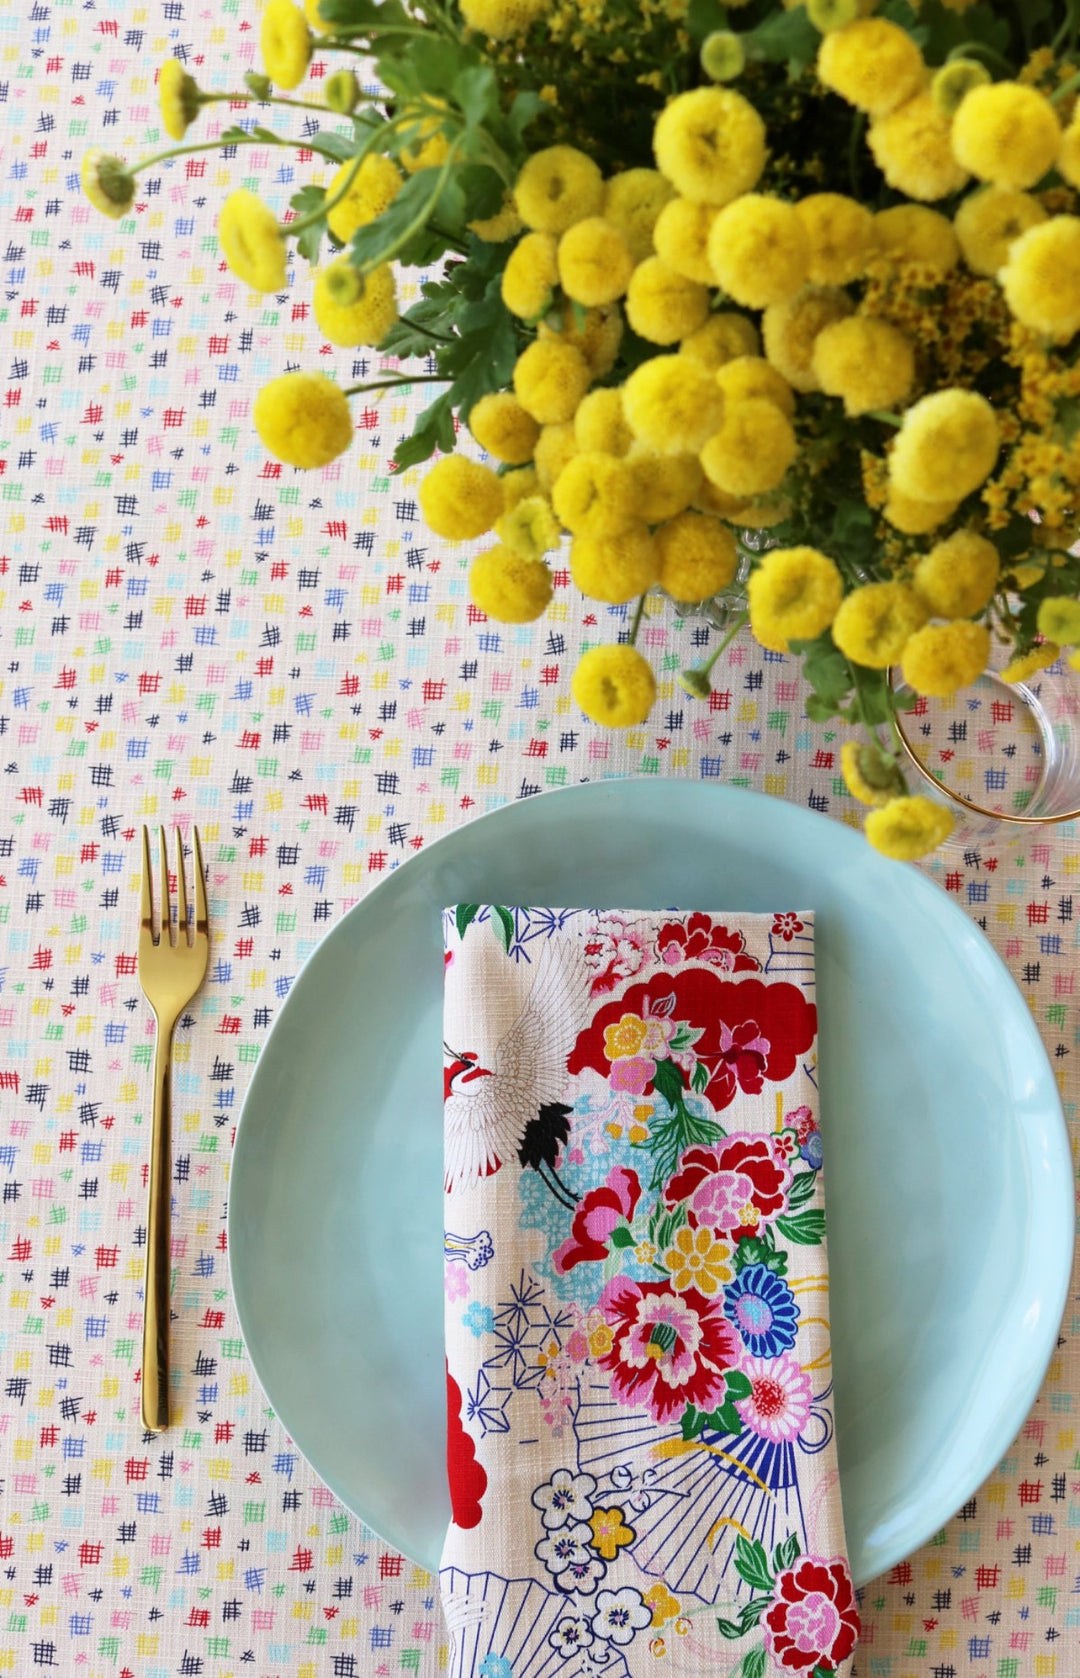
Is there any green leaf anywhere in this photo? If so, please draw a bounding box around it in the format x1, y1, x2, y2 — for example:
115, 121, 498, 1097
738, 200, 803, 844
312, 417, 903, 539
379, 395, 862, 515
724, 1368, 753, 1402
348, 168, 447, 270
691, 1061, 710, 1095
686, 0, 729, 43
716, 1615, 745, 1641
455, 904, 480, 941
317, 0, 409, 28
651, 1056, 685, 1107
786, 1171, 818, 1209
773, 1532, 801, 1573
508, 89, 546, 141
912, 0, 1012, 67
741, 1647, 768, 1678
295, 220, 326, 265
305, 129, 357, 162
733, 1234, 787, 1276
744, 5, 818, 68
734, 1535, 774, 1594
609, 1225, 635, 1249
702, 1400, 743, 1436
681, 1404, 704, 1441
740, 1597, 770, 1630
648, 1200, 688, 1253
291, 184, 328, 218
805, 693, 842, 724
789, 631, 853, 708
451, 163, 506, 226
453, 65, 500, 131
775, 1209, 827, 1245
492, 905, 514, 952
390, 391, 455, 474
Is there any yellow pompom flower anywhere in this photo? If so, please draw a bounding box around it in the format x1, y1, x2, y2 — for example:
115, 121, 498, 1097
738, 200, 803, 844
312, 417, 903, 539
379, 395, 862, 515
680, 312, 760, 371
762, 286, 853, 393
534, 423, 578, 493
305, 0, 332, 29
623, 355, 724, 455
468, 545, 553, 622
868, 94, 971, 203
468, 391, 541, 466
398, 100, 452, 175
626, 450, 703, 522
953, 186, 1046, 277
253, 372, 352, 469
570, 524, 659, 604
514, 145, 604, 235
313, 260, 397, 347
817, 18, 925, 118
700, 400, 798, 498
1000, 217, 1080, 342
468, 194, 523, 243
557, 218, 634, 307
795, 193, 875, 285
656, 511, 738, 602
572, 645, 657, 727
552, 452, 639, 538
653, 87, 766, 206
1060, 111, 1080, 190
747, 546, 844, 649
603, 169, 676, 262
159, 58, 200, 141
652, 198, 718, 286
715, 355, 796, 418
325, 154, 403, 243
418, 455, 503, 541
625, 257, 710, 345
261, 0, 312, 91
574, 388, 634, 457
889, 388, 1000, 503
840, 740, 905, 808
708, 196, 810, 310
831, 581, 928, 667
883, 488, 959, 534
513, 338, 592, 425
950, 82, 1061, 191
811, 316, 914, 415
501, 231, 558, 319
913, 530, 999, 619
1037, 599, 1080, 644
864, 796, 954, 861
459, 0, 551, 39
81, 150, 135, 220
538, 303, 624, 378
494, 495, 561, 563
1000, 642, 1061, 682
501, 465, 540, 513
873, 204, 959, 273
218, 189, 287, 293
901, 619, 990, 697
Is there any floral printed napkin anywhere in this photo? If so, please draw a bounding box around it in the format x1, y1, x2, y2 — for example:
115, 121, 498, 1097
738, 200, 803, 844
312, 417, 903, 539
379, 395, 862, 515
442, 907, 858, 1678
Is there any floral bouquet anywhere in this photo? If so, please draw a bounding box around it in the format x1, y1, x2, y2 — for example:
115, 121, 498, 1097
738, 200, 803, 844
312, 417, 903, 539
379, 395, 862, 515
83, 0, 1080, 857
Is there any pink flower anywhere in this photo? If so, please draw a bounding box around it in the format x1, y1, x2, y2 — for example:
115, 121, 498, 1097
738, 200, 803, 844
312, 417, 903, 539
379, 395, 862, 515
596, 1276, 739, 1422
656, 915, 761, 972
609, 1055, 652, 1095
764, 1555, 860, 1674
735, 1353, 813, 1443
666, 1135, 792, 1242
553, 1167, 642, 1274
444, 1266, 469, 1302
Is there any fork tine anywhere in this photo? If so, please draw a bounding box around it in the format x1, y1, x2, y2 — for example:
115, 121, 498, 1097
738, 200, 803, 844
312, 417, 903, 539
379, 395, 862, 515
158, 826, 173, 946
175, 827, 189, 943
141, 826, 155, 939
193, 827, 208, 938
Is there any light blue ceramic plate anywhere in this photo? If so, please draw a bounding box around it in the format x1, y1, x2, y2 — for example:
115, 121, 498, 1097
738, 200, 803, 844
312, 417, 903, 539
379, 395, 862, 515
228, 780, 1074, 1587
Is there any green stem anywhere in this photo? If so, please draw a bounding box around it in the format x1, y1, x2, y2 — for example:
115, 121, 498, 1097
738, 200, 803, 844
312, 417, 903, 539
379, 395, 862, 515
359, 138, 464, 271
627, 593, 648, 647
1050, 69, 1080, 105
202, 91, 329, 114
341, 375, 447, 395
699, 609, 749, 673
867, 410, 903, 426
847, 110, 866, 201
945, 40, 1016, 75
133, 131, 345, 172
284, 110, 414, 235
1051, 0, 1080, 56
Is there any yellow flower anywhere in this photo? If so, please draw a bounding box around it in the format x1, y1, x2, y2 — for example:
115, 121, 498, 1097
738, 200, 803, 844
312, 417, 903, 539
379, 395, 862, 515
1060, 110, 1080, 190
796, 193, 875, 285
539, 303, 623, 378
501, 231, 559, 319
513, 338, 592, 425
313, 260, 397, 347
681, 312, 760, 371
811, 315, 914, 415
715, 355, 796, 418
501, 465, 541, 513
325, 154, 403, 244
159, 58, 200, 141
574, 388, 634, 457
831, 581, 928, 667
1001, 642, 1061, 681
494, 495, 561, 562
604, 1012, 648, 1060
664, 1225, 733, 1295
534, 423, 578, 493
573, 645, 657, 727
468, 391, 541, 466
1037, 598, 1080, 645
398, 100, 452, 174
1000, 217, 1080, 342
625, 256, 710, 346
914, 530, 999, 619
869, 93, 970, 203
80, 150, 135, 220
553, 451, 639, 538
468, 545, 553, 622
762, 286, 853, 394
558, 218, 634, 307
623, 354, 723, 455
468, 193, 523, 243
459, 0, 551, 39
571, 524, 659, 604
588, 1506, 636, 1561
953, 186, 1046, 277
305, 0, 333, 28
252, 372, 352, 469
817, 18, 925, 118
864, 796, 954, 860
514, 145, 604, 235
889, 388, 1000, 503
708, 196, 810, 310
218, 189, 287, 292
840, 740, 905, 808
901, 619, 990, 696
418, 455, 503, 541
627, 450, 703, 522
652, 86, 766, 206
261, 0, 312, 91
873, 204, 959, 273
644, 1583, 682, 1627
747, 546, 844, 648
700, 400, 798, 498
652, 198, 718, 286
950, 82, 1061, 191
883, 488, 959, 534
656, 511, 738, 602
603, 169, 676, 262
589, 1322, 614, 1358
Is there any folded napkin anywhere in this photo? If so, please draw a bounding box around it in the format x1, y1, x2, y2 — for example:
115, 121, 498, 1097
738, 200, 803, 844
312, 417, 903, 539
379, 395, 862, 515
442, 907, 858, 1678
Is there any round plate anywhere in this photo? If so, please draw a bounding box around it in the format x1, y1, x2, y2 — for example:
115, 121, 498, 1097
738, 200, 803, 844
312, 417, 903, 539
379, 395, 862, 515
228, 780, 1073, 1586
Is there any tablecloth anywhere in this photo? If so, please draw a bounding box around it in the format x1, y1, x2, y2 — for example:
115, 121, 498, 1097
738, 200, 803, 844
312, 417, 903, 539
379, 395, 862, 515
0, 3, 1077, 1675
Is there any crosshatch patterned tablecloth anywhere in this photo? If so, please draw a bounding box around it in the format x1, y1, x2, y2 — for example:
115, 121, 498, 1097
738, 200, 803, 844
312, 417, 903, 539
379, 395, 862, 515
1, 3, 1079, 1676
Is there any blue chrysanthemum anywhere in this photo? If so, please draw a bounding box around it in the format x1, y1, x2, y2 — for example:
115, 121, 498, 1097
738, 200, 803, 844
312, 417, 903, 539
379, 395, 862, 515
724, 1263, 799, 1358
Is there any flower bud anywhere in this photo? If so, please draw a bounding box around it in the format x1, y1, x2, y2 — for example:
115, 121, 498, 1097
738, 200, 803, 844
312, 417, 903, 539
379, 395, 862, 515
324, 69, 361, 114
678, 666, 713, 700
700, 31, 745, 83
80, 150, 136, 219
321, 261, 364, 306
930, 58, 992, 117
806, 0, 859, 30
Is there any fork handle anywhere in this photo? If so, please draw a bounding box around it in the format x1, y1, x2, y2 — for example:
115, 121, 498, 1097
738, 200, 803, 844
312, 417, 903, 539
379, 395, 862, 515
142, 1014, 174, 1433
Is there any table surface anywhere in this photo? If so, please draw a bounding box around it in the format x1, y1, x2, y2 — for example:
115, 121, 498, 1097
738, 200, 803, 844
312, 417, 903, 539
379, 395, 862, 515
1, 4, 1078, 1675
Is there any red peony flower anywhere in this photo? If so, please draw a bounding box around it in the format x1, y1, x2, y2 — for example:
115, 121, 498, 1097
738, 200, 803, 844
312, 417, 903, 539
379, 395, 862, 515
665, 1134, 792, 1241
656, 914, 761, 973
595, 1276, 739, 1422
764, 1555, 860, 1673
553, 1167, 642, 1274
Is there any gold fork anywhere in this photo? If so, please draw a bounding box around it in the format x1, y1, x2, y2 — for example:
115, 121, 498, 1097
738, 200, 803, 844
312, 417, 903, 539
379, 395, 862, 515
138, 826, 209, 1433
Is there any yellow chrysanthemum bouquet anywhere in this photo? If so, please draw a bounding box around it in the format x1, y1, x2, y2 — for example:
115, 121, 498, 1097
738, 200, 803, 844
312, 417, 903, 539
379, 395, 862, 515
84, 0, 1080, 857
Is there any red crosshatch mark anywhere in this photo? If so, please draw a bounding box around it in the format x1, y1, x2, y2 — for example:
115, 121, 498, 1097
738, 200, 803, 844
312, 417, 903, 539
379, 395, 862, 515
975, 1565, 1000, 1589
